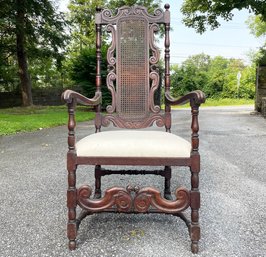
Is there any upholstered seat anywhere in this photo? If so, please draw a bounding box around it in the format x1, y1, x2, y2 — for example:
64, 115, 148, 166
76, 130, 191, 158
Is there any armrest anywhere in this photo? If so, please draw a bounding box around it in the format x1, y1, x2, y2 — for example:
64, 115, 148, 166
62, 90, 102, 152
165, 90, 205, 156
165, 90, 205, 106
62, 89, 102, 106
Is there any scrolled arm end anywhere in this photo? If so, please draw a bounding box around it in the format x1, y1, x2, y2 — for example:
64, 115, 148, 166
61, 89, 102, 106
190, 90, 206, 106
165, 90, 206, 107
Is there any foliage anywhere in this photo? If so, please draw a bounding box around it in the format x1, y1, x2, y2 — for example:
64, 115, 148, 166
170, 53, 211, 96
246, 15, 266, 66
246, 15, 266, 38
108, 0, 161, 12
68, 0, 105, 50
181, 0, 266, 33
171, 54, 255, 99
0, 106, 94, 135
0, 0, 69, 105
205, 56, 228, 97
69, 45, 111, 107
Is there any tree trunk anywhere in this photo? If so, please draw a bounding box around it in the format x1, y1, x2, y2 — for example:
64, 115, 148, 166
16, 0, 33, 106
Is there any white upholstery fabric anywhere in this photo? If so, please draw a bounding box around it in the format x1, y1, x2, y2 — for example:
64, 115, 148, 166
76, 130, 191, 158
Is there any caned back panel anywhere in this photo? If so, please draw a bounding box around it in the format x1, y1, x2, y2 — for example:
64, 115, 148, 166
116, 17, 149, 120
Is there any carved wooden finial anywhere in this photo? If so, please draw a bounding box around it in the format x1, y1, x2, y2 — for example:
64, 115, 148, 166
164, 3, 170, 10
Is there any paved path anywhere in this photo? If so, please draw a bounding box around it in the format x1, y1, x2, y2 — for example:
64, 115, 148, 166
0, 105, 265, 257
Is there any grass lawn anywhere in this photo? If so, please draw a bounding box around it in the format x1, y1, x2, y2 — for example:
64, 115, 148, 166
169, 98, 254, 108
0, 105, 95, 136
0, 98, 254, 136
202, 98, 254, 107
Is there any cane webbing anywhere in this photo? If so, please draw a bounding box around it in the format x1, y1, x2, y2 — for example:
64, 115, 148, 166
117, 18, 149, 120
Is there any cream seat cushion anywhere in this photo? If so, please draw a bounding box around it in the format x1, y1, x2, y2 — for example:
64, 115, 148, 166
76, 130, 191, 158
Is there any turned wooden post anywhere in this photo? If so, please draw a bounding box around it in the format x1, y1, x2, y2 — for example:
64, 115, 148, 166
67, 101, 77, 250
190, 103, 201, 254
164, 4, 171, 132
95, 7, 102, 133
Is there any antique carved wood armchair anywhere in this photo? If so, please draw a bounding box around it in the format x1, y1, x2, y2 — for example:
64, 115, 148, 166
62, 4, 205, 254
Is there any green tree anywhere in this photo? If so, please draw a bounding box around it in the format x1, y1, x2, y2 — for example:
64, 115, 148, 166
205, 56, 228, 97
68, 0, 105, 51
171, 55, 255, 99
246, 15, 266, 65
0, 0, 68, 106
247, 15, 266, 38
108, 0, 161, 12
222, 59, 245, 98
240, 65, 256, 98
69, 46, 111, 107
181, 0, 266, 33
171, 53, 211, 96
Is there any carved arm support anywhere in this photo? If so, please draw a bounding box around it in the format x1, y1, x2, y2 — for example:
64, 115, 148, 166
61, 90, 102, 152
62, 90, 102, 106
165, 90, 205, 107
165, 90, 206, 154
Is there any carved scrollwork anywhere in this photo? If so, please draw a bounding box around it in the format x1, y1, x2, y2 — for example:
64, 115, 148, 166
135, 187, 190, 213
102, 9, 113, 19
155, 118, 165, 127
102, 113, 165, 129
100, 6, 164, 24
153, 8, 163, 17
149, 72, 160, 113
149, 23, 160, 65
106, 24, 116, 66
106, 72, 116, 113
77, 185, 132, 212
77, 185, 190, 213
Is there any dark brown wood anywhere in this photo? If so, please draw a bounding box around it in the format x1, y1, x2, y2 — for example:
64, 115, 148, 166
164, 4, 171, 132
164, 166, 172, 200
76, 156, 191, 166
190, 104, 201, 254
77, 185, 190, 213
94, 165, 102, 199
66, 100, 77, 250
62, 90, 101, 105
95, 9, 102, 132
62, 3, 206, 254
92, 167, 173, 201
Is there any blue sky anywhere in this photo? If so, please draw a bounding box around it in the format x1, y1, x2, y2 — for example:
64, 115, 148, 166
59, 0, 264, 65
167, 0, 263, 64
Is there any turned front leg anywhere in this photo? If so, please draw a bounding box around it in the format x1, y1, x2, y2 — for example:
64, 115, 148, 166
67, 163, 77, 250
67, 101, 77, 250
190, 104, 201, 254
190, 164, 200, 254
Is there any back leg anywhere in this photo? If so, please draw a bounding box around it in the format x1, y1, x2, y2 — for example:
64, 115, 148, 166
94, 165, 102, 199
164, 166, 172, 200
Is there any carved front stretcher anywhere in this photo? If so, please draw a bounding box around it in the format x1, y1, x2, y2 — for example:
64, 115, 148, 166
77, 185, 190, 213
62, 4, 205, 254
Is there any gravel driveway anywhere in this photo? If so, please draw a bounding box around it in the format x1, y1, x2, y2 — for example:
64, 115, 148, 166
0, 105, 265, 257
